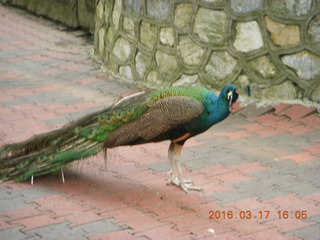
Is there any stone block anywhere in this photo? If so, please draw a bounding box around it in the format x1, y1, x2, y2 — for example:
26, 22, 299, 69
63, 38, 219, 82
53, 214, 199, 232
146, 70, 164, 88
193, 7, 227, 45
97, 27, 106, 56
230, 0, 263, 13
308, 13, 320, 50
233, 21, 263, 53
112, 37, 133, 63
160, 27, 174, 47
124, 0, 141, 13
112, 0, 121, 30
263, 81, 298, 100
282, 50, 320, 80
178, 36, 205, 66
135, 51, 152, 79
204, 51, 237, 86
106, 26, 116, 45
123, 16, 135, 37
248, 55, 278, 79
174, 3, 193, 30
140, 21, 157, 50
95, 0, 104, 23
265, 16, 300, 46
271, 0, 312, 18
155, 50, 178, 76
146, 0, 170, 20
311, 85, 320, 102
172, 74, 198, 86
119, 65, 134, 81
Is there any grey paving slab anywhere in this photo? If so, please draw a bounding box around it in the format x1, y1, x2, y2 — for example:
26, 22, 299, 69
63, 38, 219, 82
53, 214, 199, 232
25, 218, 128, 239
0, 186, 62, 211
42, 117, 70, 126
206, 188, 255, 205
73, 218, 128, 237
16, 186, 62, 201
286, 223, 320, 240
26, 221, 87, 240
142, 162, 169, 173
0, 226, 40, 240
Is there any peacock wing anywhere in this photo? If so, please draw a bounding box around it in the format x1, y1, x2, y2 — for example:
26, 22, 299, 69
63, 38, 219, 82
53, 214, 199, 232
104, 96, 204, 147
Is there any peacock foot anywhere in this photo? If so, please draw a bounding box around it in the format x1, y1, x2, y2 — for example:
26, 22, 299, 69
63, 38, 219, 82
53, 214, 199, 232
167, 177, 202, 193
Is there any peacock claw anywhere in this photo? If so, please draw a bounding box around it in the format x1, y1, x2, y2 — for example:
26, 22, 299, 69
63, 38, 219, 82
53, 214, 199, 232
167, 177, 202, 193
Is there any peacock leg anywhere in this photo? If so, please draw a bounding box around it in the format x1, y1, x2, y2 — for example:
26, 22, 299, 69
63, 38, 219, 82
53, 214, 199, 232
61, 168, 65, 183
167, 142, 175, 184
167, 142, 202, 192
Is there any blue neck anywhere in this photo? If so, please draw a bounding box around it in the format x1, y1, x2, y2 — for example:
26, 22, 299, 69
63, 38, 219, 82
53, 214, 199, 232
186, 92, 230, 134
207, 92, 230, 125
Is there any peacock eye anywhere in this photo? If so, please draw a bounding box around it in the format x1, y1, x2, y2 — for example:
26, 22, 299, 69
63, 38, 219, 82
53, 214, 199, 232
227, 90, 232, 101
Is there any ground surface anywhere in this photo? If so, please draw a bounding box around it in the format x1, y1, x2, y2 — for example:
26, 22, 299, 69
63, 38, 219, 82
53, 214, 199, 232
0, 5, 319, 240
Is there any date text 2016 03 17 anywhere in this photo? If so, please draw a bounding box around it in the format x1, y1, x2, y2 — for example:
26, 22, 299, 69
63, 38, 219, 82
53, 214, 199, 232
208, 210, 307, 220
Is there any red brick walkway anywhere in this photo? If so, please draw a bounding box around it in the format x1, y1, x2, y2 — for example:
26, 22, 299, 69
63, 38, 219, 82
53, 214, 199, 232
0, 5, 319, 240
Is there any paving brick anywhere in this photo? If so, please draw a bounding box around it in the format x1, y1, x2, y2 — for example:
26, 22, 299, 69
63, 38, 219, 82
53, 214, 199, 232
0, 218, 20, 232
211, 170, 255, 184
2, 206, 43, 222
231, 161, 271, 174
137, 224, 188, 240
201, 179, 234, 196
237, 104, 273, 118
286, 124, 316, 135
264, 217, 315, 233
73, 218, 128, 238
244, 227, 300, 240
0, 226, 39, 240
88, 230, 137, 240
300, 113, 320, 127
282, 105, 317, 120
285, 223, 320, 240
252, 113, 285, 123
143, 161, 169, 173
272, 103, 292, 115
281, 152, 319, 163
226, 219, 272, 237
301, 144, 320, 155
303, 193, 320, 203
206, 188, 254, 205
11, 212, 67, 231
216, 130, 255, 139
122, 213, 164, 233
0, 191, 34, 212
266, 118, 301, 130
26, 221, 87, 239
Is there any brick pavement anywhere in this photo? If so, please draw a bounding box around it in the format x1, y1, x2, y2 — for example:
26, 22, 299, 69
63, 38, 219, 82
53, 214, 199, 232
0, 5, 320, 240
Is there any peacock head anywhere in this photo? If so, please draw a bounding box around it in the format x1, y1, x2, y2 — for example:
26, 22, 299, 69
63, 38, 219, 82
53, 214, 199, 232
221, 84, 238, 111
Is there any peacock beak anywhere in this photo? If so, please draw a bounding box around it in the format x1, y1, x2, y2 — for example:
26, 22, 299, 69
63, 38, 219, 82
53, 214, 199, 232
229, 90, 239, 111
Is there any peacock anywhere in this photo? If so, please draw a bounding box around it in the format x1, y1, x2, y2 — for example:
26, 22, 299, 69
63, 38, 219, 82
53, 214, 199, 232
0, 84, 238, 192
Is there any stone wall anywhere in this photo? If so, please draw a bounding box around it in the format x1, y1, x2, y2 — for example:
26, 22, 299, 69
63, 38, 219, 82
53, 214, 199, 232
3, 0, 96, 32
94, 0, 320, 102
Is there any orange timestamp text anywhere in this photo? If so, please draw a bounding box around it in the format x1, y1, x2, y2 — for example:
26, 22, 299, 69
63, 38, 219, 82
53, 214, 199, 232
208, 210, 307, 220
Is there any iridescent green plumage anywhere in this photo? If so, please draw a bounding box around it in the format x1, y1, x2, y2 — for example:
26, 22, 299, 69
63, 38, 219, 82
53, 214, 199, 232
0, 84, 238, 191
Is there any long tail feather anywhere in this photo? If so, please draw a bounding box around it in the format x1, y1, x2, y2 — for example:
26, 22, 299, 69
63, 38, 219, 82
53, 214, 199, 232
0, 109, 108, 182
0, 90, 153, 182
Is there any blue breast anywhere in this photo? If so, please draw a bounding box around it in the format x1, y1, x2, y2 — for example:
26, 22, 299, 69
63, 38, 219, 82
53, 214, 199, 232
186, 92, 230, 134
